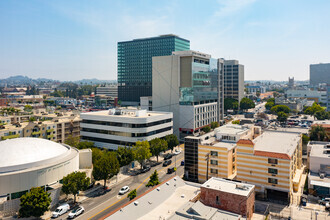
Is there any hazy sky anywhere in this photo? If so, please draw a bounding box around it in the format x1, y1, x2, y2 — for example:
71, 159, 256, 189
1, 0, 329, 81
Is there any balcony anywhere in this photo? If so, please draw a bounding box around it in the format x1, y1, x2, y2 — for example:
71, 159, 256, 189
1, 134, 20, 140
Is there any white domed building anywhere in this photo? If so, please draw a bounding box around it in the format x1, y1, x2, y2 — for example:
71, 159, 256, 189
0, 138, 81, 199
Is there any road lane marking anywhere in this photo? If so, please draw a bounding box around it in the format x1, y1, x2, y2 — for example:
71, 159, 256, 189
87, 154, 184, 220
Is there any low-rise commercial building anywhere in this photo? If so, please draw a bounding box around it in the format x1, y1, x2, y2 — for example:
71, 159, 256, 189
286, 89, 327, 104
307, 141, 330, 196
246, 85, 266, 95
200, 177, 255, 220
81, 108, 173, 150
96, 85, 118, 97
236, 130, 303, 203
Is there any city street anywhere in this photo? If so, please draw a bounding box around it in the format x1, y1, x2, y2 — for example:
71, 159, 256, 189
58, 153, 184, 220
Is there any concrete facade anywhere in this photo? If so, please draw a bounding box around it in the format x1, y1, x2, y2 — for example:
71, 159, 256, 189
310, 63, 330, 87
80, 108, 173, 150
224, 60, 244, 102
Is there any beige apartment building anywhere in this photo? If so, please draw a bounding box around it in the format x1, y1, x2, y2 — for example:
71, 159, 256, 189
236, 130, 303, 203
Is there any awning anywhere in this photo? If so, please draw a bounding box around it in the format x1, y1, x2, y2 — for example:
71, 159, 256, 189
310, 180, 330, 188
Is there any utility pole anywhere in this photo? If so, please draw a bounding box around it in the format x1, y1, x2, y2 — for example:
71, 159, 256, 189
206, 153, 210, 181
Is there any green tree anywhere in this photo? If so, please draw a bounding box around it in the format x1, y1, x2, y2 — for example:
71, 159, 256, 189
240, 97, 255, 111
127, 189, 137, 200
19, 187, 51, 218
150, 138, 168, 162
314, 110, 329, 120
232, 120, 240, 124
116, 146, 134, 167
267, 98, 275, 103
62, 172, 90, 203
202, 126, 211, 133
224, 98, 239, 110
92, 147, 104, 164
310, 125, 328, 141
146, 170, 160, 187
210, 121, 220, 129
271, 105, 290, 114
64, 135, 80, 148
304, 103, 324, 116
165, 134, 179, 152
29, 116, 36, 122
265, 101, 275, 110
93, 151, 120, 188
256, 91, 261, 97
302, 134, 310, 145
24, 104, 33, 112
77, 141, 94, 149
277, 111, 288, 122
133, 141, 152, 169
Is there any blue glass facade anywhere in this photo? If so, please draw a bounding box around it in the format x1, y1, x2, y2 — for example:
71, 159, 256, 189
180, 58, 219, 105
118, 35, 190, 104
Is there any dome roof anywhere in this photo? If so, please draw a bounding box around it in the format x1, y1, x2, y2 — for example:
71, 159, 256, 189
0, 138, 70, 172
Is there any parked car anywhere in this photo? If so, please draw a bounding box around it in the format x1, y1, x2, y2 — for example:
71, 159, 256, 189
174, 149, 181, 155
141, 165, 151, 173
52, 203, 70, 218
163, 154, 173, 160
163, 160, 172, 167
167, 167, 175, 174
319, 198, 330, 205
119, 186, 130, 195
68, 206, 84, 219
181, 160, 184, 166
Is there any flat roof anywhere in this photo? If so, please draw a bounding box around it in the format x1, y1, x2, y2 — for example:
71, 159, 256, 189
201, 177, 255, 197
214, 124, 250, 135
253, 130, 300, 157
118, 34, 190, 44
310, 142, 330, 158
81, 109, 171, 118
107, 177, 200, 220
211, 142, 236, 151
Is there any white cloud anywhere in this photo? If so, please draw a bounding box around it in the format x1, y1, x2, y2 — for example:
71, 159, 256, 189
215, 0, 257, 17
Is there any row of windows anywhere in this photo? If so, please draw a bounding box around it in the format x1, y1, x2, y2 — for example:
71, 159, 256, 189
82, 118, 172, 128
81, 136, 134, 146
81, 126, 172, 138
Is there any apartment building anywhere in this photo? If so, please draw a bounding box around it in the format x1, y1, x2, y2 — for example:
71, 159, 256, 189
0, 114, 81, 143
184, 124, 260, 183
152, 50, 224, 139
236, 130, 303, 203
80, 108, 173, 150
224, 60, 244, 102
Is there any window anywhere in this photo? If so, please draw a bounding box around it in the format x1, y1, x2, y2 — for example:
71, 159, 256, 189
210, 151, 218, 156
268, 158, 278, 165
268, 168, 278, 174
268, 178, 278, 184
210, 160, 218, 165
216, 196, 220, 205
210, 168, 218, 174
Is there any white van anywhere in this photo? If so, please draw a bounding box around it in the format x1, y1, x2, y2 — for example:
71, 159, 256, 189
52, 203, 70, 218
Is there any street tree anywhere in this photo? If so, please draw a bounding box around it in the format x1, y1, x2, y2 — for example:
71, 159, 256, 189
93, 151, 120, 188
77, 141, 94, 149
202, 126, 211, 133
210, 121, 219, 129
165, 134, 179, 152
24, 105, 33, 112
146, 170, 160, 187
92, 147, 103, 164
277, 111, 288, 122
116, 146, 134, 167
150, 138, 168, 162
265, 101, 275, 110
315, 110, 329, 120
271, 105, 290, 114
133, 141, 152, 169
62, 171, 90, 203
224, 98, 238, 110
310, 125, 328, 141
127, 189, 137, 200
19, 187, 51, 218
240, 97, 255, 111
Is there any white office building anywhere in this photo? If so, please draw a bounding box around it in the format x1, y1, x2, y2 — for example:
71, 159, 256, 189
96, 85, 118, 97
80, 108, 173, 150
286, 89, 327, 104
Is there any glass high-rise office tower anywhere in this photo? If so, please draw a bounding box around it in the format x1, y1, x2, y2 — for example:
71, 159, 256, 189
117, 34, 190, 105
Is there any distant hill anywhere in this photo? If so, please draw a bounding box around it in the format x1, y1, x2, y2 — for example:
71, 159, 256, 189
0, 75, 116, 87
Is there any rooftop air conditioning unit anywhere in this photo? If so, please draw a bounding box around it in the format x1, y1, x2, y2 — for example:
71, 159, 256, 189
320, 173, 326, 179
